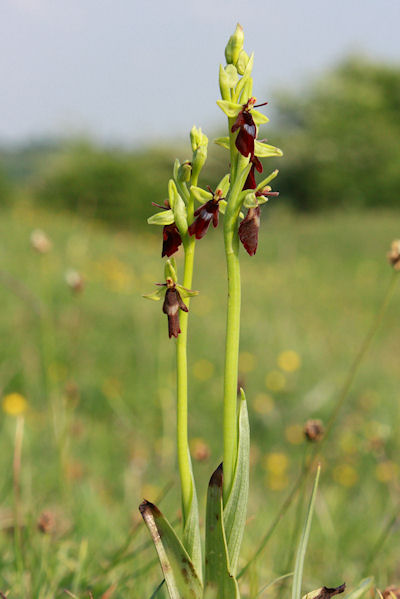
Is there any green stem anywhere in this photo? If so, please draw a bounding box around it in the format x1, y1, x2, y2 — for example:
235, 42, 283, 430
176, 237, 195, 521
222, 158, 250, 504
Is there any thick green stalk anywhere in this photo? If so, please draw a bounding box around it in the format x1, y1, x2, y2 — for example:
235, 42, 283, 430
176, 237, 195, 521
176, 181, 197, 523
222, 157, 250, 504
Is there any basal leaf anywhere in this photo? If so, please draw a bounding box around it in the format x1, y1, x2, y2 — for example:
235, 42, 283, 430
139, 501, 202, 599
204, 464, 240, 599
223, 390, 250, 576
183, 460, 203, 584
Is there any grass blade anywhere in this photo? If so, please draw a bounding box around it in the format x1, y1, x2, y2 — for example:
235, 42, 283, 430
291, 464, 321, 599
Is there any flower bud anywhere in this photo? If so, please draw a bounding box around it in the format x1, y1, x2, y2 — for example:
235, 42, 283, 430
177, 161, 192, 183
304, 419, 324, 442
225, 24, 244, 65
236, 50, 250, 75
191, 129, 208, 183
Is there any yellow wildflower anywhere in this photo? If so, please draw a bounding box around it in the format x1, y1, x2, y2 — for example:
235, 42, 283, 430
277, 350, 301, 372
2, 393, 28, 416
333, 464, 358, 487
265, 370, 286, 392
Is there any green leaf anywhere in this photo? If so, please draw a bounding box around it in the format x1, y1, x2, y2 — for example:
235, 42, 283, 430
213, 137, 230, 150
292, 465, 321, 599
251, 109, 269, 125
257, 572, 294, 598
139, 501, 203, 599
190, 185, 212, 205
143, 288, 165, 301
216, 173, 230, 197
223, 390, 250, 575
204, 465, 240, 599
182, 467, 203, 584
147, 210, 175, 226
254, 141, 283, 158
216, 100, 242, 118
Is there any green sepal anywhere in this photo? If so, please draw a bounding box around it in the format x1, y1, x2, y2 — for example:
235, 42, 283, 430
243, 193, 258, 209
213, 136, 230, 150
220, 64, 239, 92
292, 465, 321, 599
147, 209, 175, 226
234, 53, 254, 102
216, 173, 230, 197
236, 50, 250, 76
176, 284, 199, 299
164, 258, 178, 283
251, 110, 269, 125
169, 179, 188, 235
190, 186, 213, 205
255, 140, 283, 158
216, 100, 242, 118
143, 288, 165, 301
204, 464, 240, 599
255, 169, 279, 192
139, 500, 203, 599
223, 390, 250, 576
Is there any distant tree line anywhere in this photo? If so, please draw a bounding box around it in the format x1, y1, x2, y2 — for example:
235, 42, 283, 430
0, 56, 399, 226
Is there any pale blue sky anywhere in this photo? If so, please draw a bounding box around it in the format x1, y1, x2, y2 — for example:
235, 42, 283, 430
1, 0, 399, 146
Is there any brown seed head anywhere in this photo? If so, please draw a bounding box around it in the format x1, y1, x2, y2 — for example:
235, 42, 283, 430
383, 587, 400, 599
304, 419, 325, 442
387, 239, 400, 270
37, 510, 56, 534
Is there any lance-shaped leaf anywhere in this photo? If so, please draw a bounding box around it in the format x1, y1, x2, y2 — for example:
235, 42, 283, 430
139, 500, 202, 599
292, 465, 321, 599
223, 390, 250, 576
147, 209, 175, 226
254, 140, 283, 158
183, 464, 203, 584
204, 464, 240, 599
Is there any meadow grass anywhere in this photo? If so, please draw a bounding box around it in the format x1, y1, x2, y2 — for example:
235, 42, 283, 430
0, 202, 399, 597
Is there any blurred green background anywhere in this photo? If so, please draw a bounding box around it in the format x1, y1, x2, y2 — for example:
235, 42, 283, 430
0, 56, 400, 598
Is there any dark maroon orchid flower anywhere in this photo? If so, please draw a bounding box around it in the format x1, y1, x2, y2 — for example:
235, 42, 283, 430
239, 188, 279, 256
243, 155, 263, 190
152, 201, 182, 258
188, 188, 223, 239
162, 278, 188, 338
162, 223, 182, 257
231, 97, 268, 159
239, 206, 261, 256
